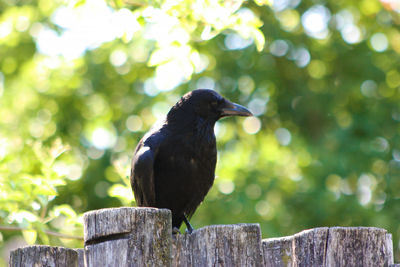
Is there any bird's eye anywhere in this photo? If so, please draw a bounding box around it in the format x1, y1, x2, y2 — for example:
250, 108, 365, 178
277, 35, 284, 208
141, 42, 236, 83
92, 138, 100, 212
211, 101, 218, 107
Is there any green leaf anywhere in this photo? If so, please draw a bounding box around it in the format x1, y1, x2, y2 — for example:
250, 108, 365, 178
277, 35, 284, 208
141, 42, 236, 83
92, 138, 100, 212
252, 28, 265, 52
22, 229, 37, 245
148, 48, 174, 66
73, 0, 86, 8
253, 0, 272, 6
52, 205, 77, 218
108, 184, 134, 205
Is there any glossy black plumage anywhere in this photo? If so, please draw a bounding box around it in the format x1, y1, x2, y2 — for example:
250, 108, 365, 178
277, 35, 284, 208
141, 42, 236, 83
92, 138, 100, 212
130, 89, 252, 231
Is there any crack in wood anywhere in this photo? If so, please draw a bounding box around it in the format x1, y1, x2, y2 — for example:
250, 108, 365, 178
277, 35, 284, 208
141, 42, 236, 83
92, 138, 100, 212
84, 232, 130, 246
324, 227, 330, 267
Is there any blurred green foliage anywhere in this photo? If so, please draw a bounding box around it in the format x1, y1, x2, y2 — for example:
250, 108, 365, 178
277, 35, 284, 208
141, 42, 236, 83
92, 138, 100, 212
1, 0, 400, 264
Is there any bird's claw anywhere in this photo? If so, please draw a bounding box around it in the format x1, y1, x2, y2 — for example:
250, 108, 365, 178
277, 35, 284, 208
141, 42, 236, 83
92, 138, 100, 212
183, 215, 194, 234
172, 227, 181, 235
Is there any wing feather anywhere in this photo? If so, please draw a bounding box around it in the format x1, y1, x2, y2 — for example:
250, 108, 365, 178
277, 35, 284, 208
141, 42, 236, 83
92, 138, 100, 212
130, 145, 156, 207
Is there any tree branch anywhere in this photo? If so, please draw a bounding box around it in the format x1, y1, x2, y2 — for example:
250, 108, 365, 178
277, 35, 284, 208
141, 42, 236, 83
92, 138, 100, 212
0, 225, 83, 240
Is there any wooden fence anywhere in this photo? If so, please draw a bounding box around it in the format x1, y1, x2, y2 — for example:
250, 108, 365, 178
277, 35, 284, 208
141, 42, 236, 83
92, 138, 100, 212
9, 207, 400, 267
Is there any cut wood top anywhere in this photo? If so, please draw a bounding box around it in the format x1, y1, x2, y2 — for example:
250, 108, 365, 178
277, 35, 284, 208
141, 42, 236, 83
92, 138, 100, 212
83, 207, 171, 242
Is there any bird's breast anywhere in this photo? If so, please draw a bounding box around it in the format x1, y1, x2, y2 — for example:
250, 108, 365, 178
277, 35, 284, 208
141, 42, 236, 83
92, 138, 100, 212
166, 142, 216, 170
156, 136, 216, 180
152, 128, 217, 214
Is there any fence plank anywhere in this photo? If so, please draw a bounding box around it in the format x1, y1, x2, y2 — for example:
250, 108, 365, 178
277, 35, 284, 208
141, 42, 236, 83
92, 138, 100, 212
325, 227, 393, 267
75, 248, 85, 267
172, 224, 263, 267
9, 245, 78, 267
262, 227, 394, 267
262, 235, 294, 267
83, 207, 171, 267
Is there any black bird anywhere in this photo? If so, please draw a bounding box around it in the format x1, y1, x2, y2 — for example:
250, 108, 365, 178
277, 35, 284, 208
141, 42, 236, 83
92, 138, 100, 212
130, 89, 252, 233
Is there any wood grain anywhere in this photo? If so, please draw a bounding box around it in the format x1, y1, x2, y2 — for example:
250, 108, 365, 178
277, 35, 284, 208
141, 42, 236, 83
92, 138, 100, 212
9, 245, 78, 267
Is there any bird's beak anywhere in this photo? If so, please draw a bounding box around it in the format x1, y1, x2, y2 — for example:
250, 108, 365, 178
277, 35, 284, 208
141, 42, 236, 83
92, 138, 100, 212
220, 101, 253, 117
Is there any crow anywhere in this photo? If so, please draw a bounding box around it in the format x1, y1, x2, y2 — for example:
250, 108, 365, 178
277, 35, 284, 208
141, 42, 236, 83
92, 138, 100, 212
130, 89, 252, 233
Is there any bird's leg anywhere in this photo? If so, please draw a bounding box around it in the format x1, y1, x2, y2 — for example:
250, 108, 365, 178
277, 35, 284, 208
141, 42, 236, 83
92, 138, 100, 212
183, 215, 194, 234
172, 227, 181, 235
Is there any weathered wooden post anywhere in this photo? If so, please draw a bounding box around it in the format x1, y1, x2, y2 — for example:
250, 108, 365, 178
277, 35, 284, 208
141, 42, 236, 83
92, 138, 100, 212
75, 248, 85, 267
83, 207, 172, 266
172, 223, 263, 266
262, 227, 395, 267
9, 245, 78, 267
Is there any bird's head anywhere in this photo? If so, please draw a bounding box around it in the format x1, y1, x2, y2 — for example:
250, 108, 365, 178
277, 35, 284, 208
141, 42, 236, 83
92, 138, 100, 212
169, 89, 253, 122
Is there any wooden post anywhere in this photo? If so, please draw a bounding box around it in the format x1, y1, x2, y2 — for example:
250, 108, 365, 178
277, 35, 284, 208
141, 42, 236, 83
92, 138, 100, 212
263, 235, 294, 267
9, 245, 78, 267
83, 207, 172, 267
75, 248, 85, 267
262, 227, 394, 267
172, 223, 263, 267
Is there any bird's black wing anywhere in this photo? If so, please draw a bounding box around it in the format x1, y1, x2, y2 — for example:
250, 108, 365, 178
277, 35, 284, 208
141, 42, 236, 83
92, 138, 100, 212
130, 144, 156, 207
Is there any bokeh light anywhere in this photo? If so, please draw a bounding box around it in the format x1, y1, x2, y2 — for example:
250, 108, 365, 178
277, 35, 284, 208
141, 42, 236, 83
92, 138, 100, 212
370, 33, 389, 52
35, 0, 139, 59
225, 34, 253, 50
217, 180, 235, 195
290, 47, 311, 68
91, 128, 117, 150
269, 40, 289, 57
361, 80, 378, 97
275, 128, 292, 146
248, 98, 268, 116
196, 77, 215, 90
381, 0, 400, 13
126, 115, 143, 132
341, 24, 362, 44
245, 184, 262, 199
333, 8, 362, 44
110, 50, 128, 67
272, 0, 301, 12
301, 5, 331, 39
277, 9, 300, 32
243, 117, 262, 134
357, 173, 376, 206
